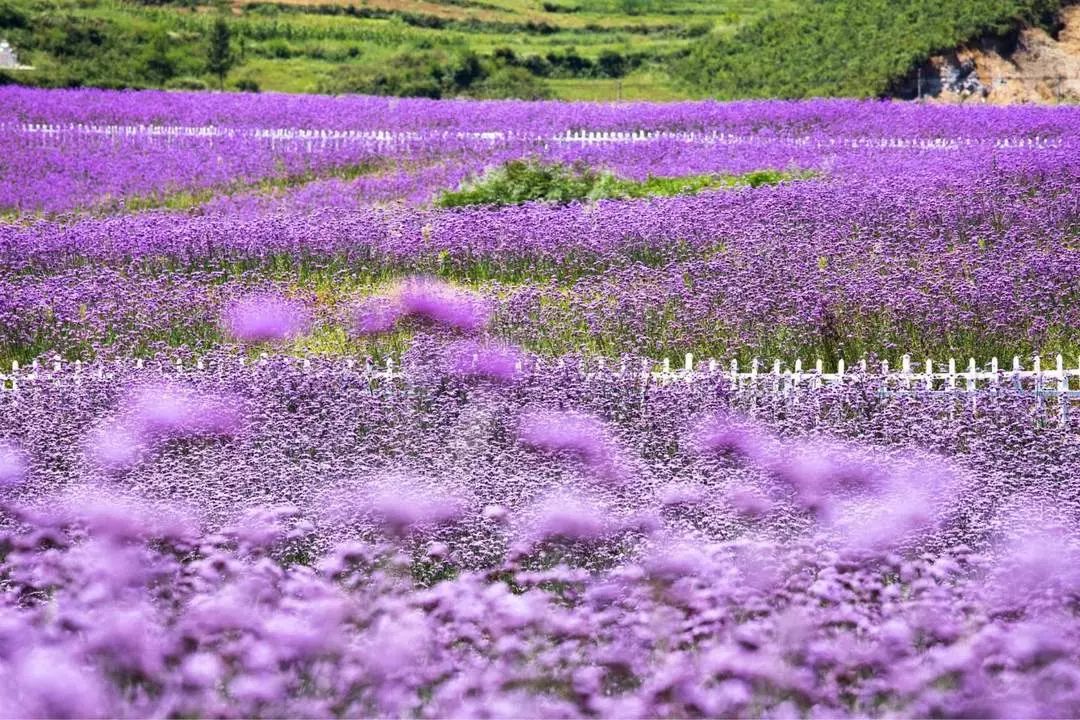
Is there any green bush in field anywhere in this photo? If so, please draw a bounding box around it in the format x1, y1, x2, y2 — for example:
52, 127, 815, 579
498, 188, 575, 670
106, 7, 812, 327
435, 160, 802, 208
470, 67, 552, 100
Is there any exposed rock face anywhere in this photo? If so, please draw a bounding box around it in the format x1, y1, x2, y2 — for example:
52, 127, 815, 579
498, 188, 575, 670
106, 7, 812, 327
0, 40, 30, 71
899, 4, 1080, 104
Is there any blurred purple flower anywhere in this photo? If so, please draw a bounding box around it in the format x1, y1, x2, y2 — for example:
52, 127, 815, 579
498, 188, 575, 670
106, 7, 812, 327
11, 648, 109, 719
0, 441, 27, 488
352, 295, 405, 336
726, 487, 774, 518
86, 423, 145, 472
223, 293, 311, 343
518, 410, 628, 484
398, 277, 489, 332
694, 414, 773, 463
367, 476, 466, 536
527, 491, 610, 544
445, 339, 524, 382
795, 452, 956, 551
126, 383, 242, 440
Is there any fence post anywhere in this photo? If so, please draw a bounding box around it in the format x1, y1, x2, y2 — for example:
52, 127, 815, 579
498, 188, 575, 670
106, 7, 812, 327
902, 354, 911, 389
1034, 355, 1044, 418
1013, 356, 1021, 392
1057, 354, 1067, 425
968, 357, 978, 414
684, 353, 694, 377
925, 358, 933, 391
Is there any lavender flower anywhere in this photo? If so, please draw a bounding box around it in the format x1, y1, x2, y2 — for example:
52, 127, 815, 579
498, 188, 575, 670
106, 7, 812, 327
444, 339, 524, 382
518, 409, 629, 484
126, 383, 242, 440
397, 277, 490, 333
223, 294, 311, 344
352, 296, 405, 336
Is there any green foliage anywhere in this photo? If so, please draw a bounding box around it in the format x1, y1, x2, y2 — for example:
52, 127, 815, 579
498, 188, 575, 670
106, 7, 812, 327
435, 160, 804, 208
206, 16, 235, 90
0, 5, 206, 89
678, 0, 1066, 99
470, 67, 552, 100
0, 2, 28, 29
317, 48, 552, 100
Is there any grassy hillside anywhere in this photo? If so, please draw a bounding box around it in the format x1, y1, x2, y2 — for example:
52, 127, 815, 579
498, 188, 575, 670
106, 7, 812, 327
0, 0, 1067, 100
676, 0, 1066, 99
0, 0, 791, 98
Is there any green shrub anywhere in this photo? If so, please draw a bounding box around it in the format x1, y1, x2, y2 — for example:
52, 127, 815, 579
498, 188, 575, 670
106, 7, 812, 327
435, 160, 806, 208
0, 2, 28, 29
470, 67, 551, 100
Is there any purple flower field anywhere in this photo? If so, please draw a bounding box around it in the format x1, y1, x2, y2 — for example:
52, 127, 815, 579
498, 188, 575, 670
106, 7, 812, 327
1, 88, 1079, 717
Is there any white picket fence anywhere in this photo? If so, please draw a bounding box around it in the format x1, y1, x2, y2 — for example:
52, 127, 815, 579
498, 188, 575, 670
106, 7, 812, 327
2, 353, 1077, 397
5, 122, 1066, 152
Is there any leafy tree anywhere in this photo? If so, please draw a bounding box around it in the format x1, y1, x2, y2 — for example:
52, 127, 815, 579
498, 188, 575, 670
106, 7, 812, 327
141, 31, 176, 85
597, 50, 627, 78
206, 16, 235, 90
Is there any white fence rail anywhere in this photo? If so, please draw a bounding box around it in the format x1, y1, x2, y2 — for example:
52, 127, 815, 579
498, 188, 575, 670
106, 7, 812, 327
2, 353, 1077, 424
4, 123, 1066, 152
2, 353, 1077, 394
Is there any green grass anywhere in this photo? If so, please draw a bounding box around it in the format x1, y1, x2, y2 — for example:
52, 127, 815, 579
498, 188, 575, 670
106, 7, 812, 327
545, 76, 691, 102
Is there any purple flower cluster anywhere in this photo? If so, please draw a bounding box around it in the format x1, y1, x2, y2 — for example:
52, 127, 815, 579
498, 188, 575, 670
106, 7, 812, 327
223, 294, 312, 344
0, 355, 1075, 716
1, 89, 1078, 717
87, 381, 241, 471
